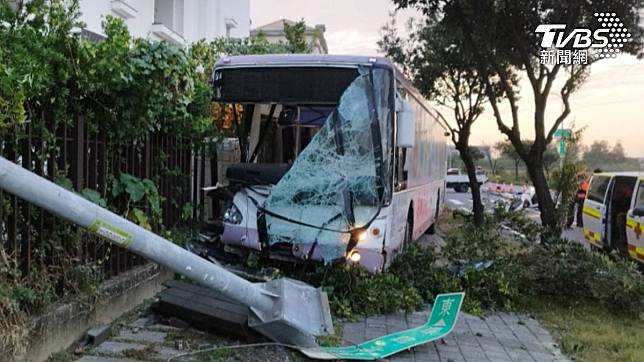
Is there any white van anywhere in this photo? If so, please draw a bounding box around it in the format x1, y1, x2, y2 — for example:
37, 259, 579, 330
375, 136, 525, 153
625, 176, 644, 262
582, 172, 644, 262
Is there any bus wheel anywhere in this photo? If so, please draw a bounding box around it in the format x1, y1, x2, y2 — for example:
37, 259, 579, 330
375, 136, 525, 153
427, 194, 440, 235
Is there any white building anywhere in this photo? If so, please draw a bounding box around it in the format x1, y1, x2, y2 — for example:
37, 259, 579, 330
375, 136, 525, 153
79, 0, 250, 46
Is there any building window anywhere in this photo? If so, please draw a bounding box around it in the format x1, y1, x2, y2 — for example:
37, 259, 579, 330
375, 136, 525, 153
154, 0, 184, 36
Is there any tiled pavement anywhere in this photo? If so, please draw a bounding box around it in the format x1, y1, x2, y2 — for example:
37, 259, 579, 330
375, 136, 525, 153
341, 306, 570, 362
75, 307, 569, 362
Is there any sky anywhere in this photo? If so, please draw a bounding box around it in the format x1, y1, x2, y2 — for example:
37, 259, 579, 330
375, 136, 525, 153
250, 0, 644, 157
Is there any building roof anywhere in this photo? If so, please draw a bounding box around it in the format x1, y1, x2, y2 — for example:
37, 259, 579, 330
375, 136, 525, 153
250, 18, 328, 54
214, 54, 394, 70
251, 18, 323, 35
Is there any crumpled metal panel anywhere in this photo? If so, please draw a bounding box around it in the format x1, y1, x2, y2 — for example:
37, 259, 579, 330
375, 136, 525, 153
263, 69, 393, 261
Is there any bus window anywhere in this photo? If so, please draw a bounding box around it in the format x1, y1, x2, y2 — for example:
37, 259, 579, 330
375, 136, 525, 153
395, 147, 407, 191
587, 176, 611, 203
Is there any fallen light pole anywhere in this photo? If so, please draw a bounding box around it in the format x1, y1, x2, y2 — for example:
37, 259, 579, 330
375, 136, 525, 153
0, 156, 333, 347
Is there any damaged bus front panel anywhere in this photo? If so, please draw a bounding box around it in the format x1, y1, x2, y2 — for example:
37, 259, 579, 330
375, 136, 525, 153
208, 55, 447, 272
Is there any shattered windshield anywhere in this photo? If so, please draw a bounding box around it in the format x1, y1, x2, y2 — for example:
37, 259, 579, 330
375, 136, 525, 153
263, 68, 393, 261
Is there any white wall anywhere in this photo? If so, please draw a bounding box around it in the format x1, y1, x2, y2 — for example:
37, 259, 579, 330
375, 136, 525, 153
78, 0, 249, 44
219, 0, 250, 38
78, 0, 112, 36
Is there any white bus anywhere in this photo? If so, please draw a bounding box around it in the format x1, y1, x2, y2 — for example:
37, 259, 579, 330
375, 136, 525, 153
203, 54, 448, 272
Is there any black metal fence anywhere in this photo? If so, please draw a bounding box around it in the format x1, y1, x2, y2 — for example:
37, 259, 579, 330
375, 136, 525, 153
0, 117, 193, 278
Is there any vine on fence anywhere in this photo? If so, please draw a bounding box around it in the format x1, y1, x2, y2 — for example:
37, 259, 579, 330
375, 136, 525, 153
0, 1, 311, 356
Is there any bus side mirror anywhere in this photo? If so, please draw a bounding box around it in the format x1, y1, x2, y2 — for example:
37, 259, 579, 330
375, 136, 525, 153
633, 207, 644, 217
396, 98, 415, 148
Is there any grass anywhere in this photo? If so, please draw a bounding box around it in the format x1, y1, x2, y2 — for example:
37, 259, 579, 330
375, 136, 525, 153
530, 299, 644, 362
192, 348, 233, 362
316, 323, 343, 347
122, 345, 156, 360
47, 351, 74, 362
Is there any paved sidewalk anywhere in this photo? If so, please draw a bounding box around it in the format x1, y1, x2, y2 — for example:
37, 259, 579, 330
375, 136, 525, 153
74, 305, 568, 362
341, 306, 569, 362
74, 315, 294, 362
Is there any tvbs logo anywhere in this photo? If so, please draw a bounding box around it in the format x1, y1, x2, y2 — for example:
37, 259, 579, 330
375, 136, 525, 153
536, 12, 631, 64
536, 24, 609, 48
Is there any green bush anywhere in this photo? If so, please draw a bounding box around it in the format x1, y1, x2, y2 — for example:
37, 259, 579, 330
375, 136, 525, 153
457, 262, 520, 315
514, 241, 644, 318
300, 239, 521, 319
307, 214, 644, 321
442, 217, 516, 261
389, 243, 458, 301
440, 216, 644, 317
301, 263, 423, 320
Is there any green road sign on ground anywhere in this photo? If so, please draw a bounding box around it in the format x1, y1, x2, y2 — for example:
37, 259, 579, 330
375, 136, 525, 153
301, 292, 465, 360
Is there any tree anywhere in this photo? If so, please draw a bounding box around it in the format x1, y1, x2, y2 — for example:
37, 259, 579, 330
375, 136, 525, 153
189, 23, 312, 158
283, 19, 310, 53
379, 15, 499, 226
543, 146, 560, 179
391, 0, 644, 235
496, 140, 533, 180
469, 146, 485, 163
612, 140, 626, 159
480, 145, 500, 176
583, 140, 640, 171
583, 140, 611, 165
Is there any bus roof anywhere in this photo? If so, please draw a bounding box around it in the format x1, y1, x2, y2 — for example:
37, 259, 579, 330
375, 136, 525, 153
213, 54, 450, 133
214, 54, 395, 70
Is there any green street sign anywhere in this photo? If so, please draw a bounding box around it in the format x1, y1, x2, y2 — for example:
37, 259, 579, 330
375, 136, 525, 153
301, 292, 465, 360
554, 128, 572, 139
559, 139, 566, 157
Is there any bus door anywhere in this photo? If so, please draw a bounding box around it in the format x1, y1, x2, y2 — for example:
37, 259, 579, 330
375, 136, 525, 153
626, 178, 644, 262
583, 175, 612, 248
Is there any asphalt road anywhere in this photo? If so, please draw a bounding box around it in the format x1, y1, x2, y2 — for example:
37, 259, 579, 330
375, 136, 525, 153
444, 187, 586, 244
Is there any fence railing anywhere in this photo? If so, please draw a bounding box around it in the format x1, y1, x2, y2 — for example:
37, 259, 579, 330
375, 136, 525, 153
0, 117, 193, 278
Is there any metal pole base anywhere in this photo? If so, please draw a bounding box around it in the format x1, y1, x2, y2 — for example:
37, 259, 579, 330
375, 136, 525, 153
249, 278, 334, 347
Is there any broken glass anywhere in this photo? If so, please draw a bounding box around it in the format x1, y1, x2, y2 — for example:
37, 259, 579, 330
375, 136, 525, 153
263, 68, 393, 261
372, 68, 393, 201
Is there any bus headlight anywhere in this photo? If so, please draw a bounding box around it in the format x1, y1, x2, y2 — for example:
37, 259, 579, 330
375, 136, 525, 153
357, 231, 367, 241
348, 250, 361, 262
223, 204, 243, 224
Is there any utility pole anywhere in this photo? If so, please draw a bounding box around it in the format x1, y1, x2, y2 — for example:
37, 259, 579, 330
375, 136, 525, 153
0, 156, 333, 347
